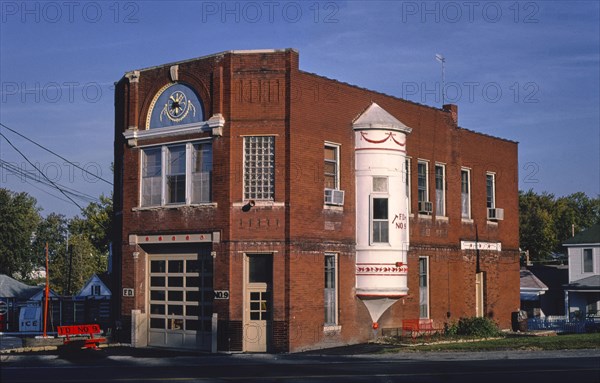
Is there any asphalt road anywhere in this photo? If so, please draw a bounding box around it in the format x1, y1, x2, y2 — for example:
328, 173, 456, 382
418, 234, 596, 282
1, 347, 599, 383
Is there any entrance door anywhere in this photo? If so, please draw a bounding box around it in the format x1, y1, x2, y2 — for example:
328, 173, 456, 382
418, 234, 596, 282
148, 249, 213, 350
243, 254, 272, 352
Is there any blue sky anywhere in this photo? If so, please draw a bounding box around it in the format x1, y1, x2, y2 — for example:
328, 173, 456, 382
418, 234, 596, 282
1, 0, 598, 217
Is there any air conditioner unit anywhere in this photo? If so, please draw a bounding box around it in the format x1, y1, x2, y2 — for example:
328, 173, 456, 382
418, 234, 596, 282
488, 208, 504, 220
324, 189, 345, 206
418, 201, 433, 214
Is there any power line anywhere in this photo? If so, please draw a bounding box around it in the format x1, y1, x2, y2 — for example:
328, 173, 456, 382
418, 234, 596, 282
0, 122, 112, 185
0, 159, 99, 204
0, 131, 85, 211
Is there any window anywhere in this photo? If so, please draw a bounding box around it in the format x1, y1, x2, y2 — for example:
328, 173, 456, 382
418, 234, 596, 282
192, 143, 212, 203
141, 142, 212, 207
417, 161, 429, 204
583, 249, 594, 273
324, 144, 339, 190
142, 148, 162, 206
372, 198, 389, 243
167, 145, 186, 204
435, 164, 445, 216
244, 136, 275, 200
461, 169, 471, 219
324, 254, 338, 326
91, 285, 101, 296
419, 257, 429, 318
486, 173, 496, 209
405, 158, 411, 213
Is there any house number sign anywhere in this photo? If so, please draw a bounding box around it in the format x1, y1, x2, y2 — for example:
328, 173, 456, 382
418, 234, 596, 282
214, 290, 230, 300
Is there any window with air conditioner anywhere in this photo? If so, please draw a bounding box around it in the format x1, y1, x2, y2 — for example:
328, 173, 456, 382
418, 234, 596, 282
324, 143, 344, 206
486, 172, 503, 220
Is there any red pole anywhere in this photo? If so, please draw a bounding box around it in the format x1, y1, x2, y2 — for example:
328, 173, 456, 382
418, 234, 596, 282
43, 242, 49, 338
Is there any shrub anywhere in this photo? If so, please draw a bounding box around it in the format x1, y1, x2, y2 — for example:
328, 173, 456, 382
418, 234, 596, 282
447, 317, 501, 338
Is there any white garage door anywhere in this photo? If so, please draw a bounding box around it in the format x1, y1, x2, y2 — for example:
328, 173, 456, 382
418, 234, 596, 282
148, 251, 213, 350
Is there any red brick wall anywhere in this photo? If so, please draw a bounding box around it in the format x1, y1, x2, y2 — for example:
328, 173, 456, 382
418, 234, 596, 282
113, 49, 519, 352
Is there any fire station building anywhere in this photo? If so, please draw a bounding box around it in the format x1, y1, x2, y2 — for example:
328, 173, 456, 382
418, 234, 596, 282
112, 49, 520, 353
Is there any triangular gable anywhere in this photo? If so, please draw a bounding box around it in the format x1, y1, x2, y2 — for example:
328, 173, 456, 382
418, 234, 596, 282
29, 288, 60, 301
76, 274, 112, 298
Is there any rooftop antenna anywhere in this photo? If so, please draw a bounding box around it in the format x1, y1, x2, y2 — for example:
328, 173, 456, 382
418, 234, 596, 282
435, 53, 446, 105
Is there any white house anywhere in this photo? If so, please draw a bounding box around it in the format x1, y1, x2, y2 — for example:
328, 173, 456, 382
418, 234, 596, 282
563, 224, 600, 320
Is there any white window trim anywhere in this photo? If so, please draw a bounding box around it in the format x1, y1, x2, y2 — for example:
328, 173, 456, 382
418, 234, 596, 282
324, 142, 341, 191
583, 249, 594, 274
370, 193, 390, 246
435, 163, 446, 217
461, 167, 472, 221
324, 253, 339, 327
486, 172, 497, 209
140, 141, 212, 207
419, 256, 430, 319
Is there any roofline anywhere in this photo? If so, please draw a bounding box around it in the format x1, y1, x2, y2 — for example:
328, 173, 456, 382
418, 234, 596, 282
564, 243, 600, 247
300, 71, 518, 144
128, 48, 297, 74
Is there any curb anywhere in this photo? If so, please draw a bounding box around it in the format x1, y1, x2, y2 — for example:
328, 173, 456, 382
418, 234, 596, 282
0, 342, 131, 355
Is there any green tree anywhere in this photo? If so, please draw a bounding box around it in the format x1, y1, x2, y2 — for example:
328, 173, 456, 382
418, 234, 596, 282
520, 189, 600, 262
0, 188, 41, 279
32, 213, 69, 292
69, 193, 112, 255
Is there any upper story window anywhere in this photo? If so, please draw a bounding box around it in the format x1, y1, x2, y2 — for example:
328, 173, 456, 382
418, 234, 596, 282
324, 144, 340, 190
141, 142, 212, 207
435, 164, 446, 216
583, 249, 594, 273
417, 161, 428, 204
91, 285, 101, 296
461, 168, 471, 219
371, 177, 389, 244
244, 136, 275, 201
486, 173, 496, 209
405, 158, 411, 214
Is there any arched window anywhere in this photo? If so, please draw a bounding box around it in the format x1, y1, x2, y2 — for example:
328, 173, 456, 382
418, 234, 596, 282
147, 83, 204, 129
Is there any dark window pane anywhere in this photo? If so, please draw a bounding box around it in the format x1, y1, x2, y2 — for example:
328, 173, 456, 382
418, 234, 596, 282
168, 291, 183, 301
186, 260, 200, 273
151, 277, 165, 287
373, 198, 388, 219
250, 312, 260, 320
250, 292, 260, 301
186, 277, 200, 288
169, 277, 183, 287
168, 305, 183, 315
151, 290, 165, 301
186, 305, 199, 316
151, 260, 166, 273
249, 255, 272, 283
150, 318, 164, 329
169, 260, 184, 273
186, 291, 200, 302
151, 304, 165, 315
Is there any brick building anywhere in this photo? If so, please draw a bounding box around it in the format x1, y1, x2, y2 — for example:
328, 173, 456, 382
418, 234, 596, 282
112, 49, 520, 352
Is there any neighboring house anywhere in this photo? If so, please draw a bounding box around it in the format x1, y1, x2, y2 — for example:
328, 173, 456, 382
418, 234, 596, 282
0, 274, 59, 332
563, 224, 600, 320
526, 265, 569, 316
113, 49, 520, 352
74, 274, 112, 329
520, 269, 549, 317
